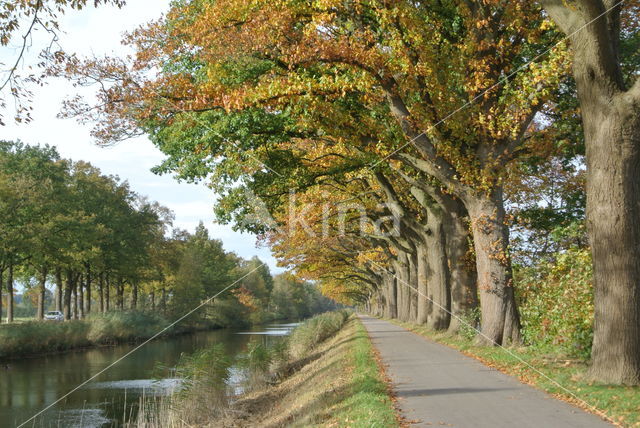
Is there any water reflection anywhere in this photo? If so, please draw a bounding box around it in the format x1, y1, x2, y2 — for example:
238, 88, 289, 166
0, 322, 298, 427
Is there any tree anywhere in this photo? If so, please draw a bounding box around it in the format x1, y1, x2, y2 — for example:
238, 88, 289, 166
539, 0, 640, 384
63, 0, 568, 344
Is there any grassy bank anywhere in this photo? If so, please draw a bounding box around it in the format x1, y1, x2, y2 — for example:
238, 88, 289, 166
392, 319, 639, 428
0, 311, 204, 360
140, 311, 398, 427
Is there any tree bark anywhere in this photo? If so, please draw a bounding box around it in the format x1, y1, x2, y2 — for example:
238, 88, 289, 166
37, 266, 48, 320
442, 196, 478, 333
394, 253, 411, 322
416, 243, 429, 325
85, 266, 92, 315
465, 188, 521, 345
384, 272, 397, 319
63, 270, 73, 320
6, 263, 14, 323
131, 282, 138, 310
55, 268, 63, 312
541, 0, 640, 386
105, 274, 110, 312
117, 277, 124, 310
423, 216, 451, 331
78, 274, 84, 319
150, 290, 156, 311
408, 252, 418, 322
73, 279, 79, 320
582, 90, 640, 385
0, 269, 4, 324
98, 272, 104, 313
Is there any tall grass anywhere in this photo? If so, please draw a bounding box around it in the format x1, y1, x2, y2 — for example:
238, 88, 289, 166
134, 344, 233, 427
133, 310, 352, 427
0, 311, 170, 359
287, 310, 351, 360
238, 340, 273, 391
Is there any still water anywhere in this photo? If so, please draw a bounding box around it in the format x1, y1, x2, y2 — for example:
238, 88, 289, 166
0, 323, 298, 427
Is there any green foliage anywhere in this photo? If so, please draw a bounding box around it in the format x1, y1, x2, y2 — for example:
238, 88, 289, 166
271, 273, 341, 320
459, 307, 481, 342
515, 248, 594, 358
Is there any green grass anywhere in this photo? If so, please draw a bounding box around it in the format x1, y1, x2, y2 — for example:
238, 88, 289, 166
329, 319, 398, 427
392, 319, 639, 428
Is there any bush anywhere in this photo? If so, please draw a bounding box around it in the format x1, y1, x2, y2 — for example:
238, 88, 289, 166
515, 248, 594, 359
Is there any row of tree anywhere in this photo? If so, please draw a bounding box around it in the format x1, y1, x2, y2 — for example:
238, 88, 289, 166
55, 0, 640, 385
0, 141, 334, 324
0, 141, 168, 322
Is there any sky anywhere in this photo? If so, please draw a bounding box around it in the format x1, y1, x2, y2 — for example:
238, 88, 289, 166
2, 0, 282, 272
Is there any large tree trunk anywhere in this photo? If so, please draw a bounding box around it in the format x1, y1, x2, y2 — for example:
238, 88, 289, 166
540, 0, 640, 386
582, 91, 640, 385
0, 269, 3, 324
394, 253, 411, 322
55, 268, 63, 312
37, 267, 48, 320
408, 253, 418, 322
441, 196, 478, 333
423, 215, 451, 331
465, 188, 521, 345
385, 272, 397, 319
161, 287, 167, 314
416, 243, 429, 325
6, 263, 14, 323
150, 290, 156, 312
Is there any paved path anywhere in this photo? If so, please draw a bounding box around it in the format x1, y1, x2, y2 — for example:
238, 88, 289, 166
360, 316, 612, 428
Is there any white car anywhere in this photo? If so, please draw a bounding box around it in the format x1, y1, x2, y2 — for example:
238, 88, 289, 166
44, 311, 64, 322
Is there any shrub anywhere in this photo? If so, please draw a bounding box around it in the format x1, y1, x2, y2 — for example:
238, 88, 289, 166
515, 248, 594, 359
459, 307, 481, 341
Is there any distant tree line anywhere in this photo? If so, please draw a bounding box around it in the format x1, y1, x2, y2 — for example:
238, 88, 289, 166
0, 141, 335, 325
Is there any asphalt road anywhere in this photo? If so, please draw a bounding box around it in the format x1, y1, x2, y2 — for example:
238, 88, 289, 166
360, 316, 613, 428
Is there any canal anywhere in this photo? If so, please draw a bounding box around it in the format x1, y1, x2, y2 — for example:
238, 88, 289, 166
0, 322, 298, 427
